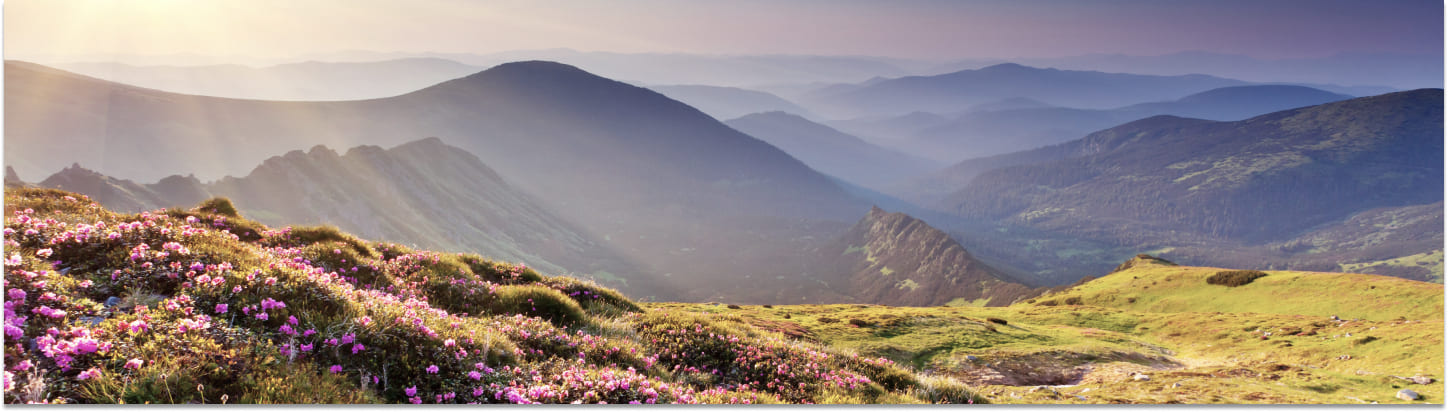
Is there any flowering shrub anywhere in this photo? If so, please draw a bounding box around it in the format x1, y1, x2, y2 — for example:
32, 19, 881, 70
1, 188, 981, 404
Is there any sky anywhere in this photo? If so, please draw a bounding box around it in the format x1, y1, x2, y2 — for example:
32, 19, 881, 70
4, 0, 1443, 62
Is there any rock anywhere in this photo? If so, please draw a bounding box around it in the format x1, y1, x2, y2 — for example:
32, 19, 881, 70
965, 355, 979, 361
1411, 375, 1435, 385
104, 296, 122, 308
78, 316, 104, 326
1397, 389, 1421, 401
1075, 395, 1087, 401
1133, 373, 1151, 381
1330, 315, 1340, 321
1172, 382, 1182, 388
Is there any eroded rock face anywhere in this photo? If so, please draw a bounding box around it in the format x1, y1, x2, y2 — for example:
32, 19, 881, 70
820, 206, 1039, 307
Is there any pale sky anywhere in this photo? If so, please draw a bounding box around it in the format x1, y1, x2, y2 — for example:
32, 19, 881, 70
4, 0, 1443, 61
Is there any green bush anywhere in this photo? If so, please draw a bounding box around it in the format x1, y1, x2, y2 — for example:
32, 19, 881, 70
281, 226, 375, 258
1206, 270, 1268, 287
196, 197, 240, 218
488, 285, 589, 327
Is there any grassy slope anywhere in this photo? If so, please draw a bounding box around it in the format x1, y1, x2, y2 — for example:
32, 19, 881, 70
651, 258, 1443, 404
0, 188, 973, 405
7, 188, 1438, 404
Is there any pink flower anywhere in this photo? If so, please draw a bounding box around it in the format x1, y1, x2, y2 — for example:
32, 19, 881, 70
468, 371, 482, 381
405, 386, 418, 397
351, 343, 365, 354
215, 304, 229, 313
426, 365, 439, 374
124, 358, 144, 370
36, 248, 52, 258
444, 339, 455, 347
330, 365, 343, 374
76, 368, 101, 380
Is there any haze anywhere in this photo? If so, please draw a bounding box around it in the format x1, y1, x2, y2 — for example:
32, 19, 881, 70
7, 0, 1442, 62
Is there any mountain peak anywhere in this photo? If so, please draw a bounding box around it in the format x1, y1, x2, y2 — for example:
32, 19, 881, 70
977, 62, 1036, 72
465, 60, 595, 82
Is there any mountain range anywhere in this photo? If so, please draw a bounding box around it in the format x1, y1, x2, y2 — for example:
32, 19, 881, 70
920, 89, 1443, 282
799, 63, 1251, 119
31, 138, 673, 296
873, 84, 1354, 164
647, 85, 818, 120
723, 111, 940, 190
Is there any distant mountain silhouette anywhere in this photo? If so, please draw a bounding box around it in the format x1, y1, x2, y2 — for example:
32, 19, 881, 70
801, 63, 1250, 118
36, 138, 670, 297
647, 85, 818, 120
885, 85, 1353, 163
940, 89, 1443, 244
933, 51, 1436, 92
725, 111, 940, 190
55, 58, 482, 100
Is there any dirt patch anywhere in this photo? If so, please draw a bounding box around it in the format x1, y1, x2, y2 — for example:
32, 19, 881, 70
743, 318, 815, 342
944, 350, 1181, 387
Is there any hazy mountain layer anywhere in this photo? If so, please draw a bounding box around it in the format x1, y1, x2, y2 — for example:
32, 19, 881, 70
648, 85, 817, 120
801, 63, 1249, 118
725, 111, 940, 190
32, 138, 668, 297
863, 85, 1353, 163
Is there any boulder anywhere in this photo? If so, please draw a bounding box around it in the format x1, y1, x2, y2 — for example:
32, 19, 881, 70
1396, 389, 1421, 401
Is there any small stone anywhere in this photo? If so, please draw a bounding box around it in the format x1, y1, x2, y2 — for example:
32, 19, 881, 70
1172, 382, 1182, 388
1075, 396, 1087, 401
1133, 373, 1151, 381
966, 355, 978, 361
1397, 389, 1421, 401
1410, 375, 1435, 385
1330, 315, 1340, 321
104, 297, 122, 307
78, 316, 104, 326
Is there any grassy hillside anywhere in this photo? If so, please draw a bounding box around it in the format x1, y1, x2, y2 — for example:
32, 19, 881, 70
4, 188, 1439, 404
651, 255, 1443, 404
0, 188, 974, 404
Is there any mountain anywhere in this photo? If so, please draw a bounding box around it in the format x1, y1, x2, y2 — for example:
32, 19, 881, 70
886, 85, 1354, 163
5, 60, 868, 301
825, 111, 951, 145
724, 112, 941, 190
935, 90, 1442, 274
953, 51, 1438, 92
646, 85, 818, 120
4, 167, 28, 188
820, 207, 1038, 307
800, 63, 1250, 118
32, 138, 666, 296
54, 58, 482, 100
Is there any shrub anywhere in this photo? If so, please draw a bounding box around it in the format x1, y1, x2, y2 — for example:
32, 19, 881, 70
488, 285, 589, 327
986, 317, 1008, 325
848, 319, 872, 327
195, 197, 240, 218
1206, 270, 1268, 287
280, 226, 375, 258
539, 277, 640, 314
817, 317, 839, 324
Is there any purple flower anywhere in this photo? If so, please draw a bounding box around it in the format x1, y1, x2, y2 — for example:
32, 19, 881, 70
329, 365, 343, 374
468, 371, 482, 381
426, 364, 439, 374
215, 304, 228, 313
351, 343, 365, 354
405, 386, 418, 397
124, 358, 144, 370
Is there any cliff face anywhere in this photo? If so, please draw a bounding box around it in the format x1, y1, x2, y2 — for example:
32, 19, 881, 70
824, 206, 1038, 307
